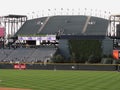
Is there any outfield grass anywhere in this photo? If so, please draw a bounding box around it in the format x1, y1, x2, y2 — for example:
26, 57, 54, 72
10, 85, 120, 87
0, 69, 120, 90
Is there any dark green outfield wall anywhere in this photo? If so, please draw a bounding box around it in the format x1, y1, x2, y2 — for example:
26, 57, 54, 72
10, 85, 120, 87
0, 63, 118, 71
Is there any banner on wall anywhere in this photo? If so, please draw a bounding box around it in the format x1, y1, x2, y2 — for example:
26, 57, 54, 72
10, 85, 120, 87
113, 50, 119, 60
0, 27, 5, 37
14, 64, 26, 69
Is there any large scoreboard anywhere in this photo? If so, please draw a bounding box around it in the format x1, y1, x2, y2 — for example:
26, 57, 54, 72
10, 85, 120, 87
18, 35, 56, 41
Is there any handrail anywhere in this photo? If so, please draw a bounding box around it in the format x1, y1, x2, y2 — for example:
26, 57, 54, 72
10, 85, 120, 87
82, 16, 91, 34
37, 16, 51, 33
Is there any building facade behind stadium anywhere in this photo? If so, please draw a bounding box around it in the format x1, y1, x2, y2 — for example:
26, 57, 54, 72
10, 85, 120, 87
0, 14, 120, 64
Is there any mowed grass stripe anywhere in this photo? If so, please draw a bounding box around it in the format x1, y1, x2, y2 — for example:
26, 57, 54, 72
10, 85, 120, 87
95, 72, 120, 90
77, 72, 117, 90
83, 72, 113, 86
0, 69, 120, 90
0, 70, 35, 89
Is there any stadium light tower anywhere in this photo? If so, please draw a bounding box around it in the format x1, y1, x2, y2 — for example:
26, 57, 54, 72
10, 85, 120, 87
95, 9, 97, 17
66, 8, 69, 15
48, 9, 51, 16
103, 11, 106, 18
42, 10, 44, 17
90, 9, 93, 16
54, 8, 56, 15
72, 8, 74, 15
78, 8, 80, 15
99, 10, 101, 17
32, 12, 35, 19
61, 8, 63, 15
84, 8, 87, 15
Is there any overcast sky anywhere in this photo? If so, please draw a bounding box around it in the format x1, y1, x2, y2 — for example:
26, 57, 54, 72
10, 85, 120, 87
0, 0, 120, 16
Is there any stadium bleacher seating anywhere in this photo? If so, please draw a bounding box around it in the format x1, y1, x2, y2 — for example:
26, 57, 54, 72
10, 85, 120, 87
0, 15, 110, 64
40, 15, 88, 35
15, 17, 47, 35
0, 47, 57, 63
85, 17, 109, 35
16, 15, 109, 36
27, 47, 57, 63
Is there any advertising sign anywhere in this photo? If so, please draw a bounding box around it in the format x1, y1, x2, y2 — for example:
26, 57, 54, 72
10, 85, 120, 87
0, 27, 5, 37
14, 64, 26, 69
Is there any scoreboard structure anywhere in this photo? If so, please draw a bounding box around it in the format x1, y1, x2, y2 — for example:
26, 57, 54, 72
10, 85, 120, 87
109, 15, 120, 60
17, 35, 58, 46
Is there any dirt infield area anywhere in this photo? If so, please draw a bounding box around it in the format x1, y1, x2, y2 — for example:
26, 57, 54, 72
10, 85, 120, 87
0, 87, 31, 90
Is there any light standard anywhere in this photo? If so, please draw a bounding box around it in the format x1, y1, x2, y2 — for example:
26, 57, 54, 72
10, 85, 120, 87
84, 8, 87, 15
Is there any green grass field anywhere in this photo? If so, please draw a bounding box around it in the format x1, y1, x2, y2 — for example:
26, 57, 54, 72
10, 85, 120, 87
0, 69, 120, 90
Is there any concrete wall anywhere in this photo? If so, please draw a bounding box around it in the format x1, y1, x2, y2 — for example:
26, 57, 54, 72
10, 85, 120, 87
58, 40, 71, 60
102, 37, 113, 55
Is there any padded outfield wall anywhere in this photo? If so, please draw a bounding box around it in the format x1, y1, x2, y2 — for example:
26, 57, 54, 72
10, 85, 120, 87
0, 63, 118, 71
